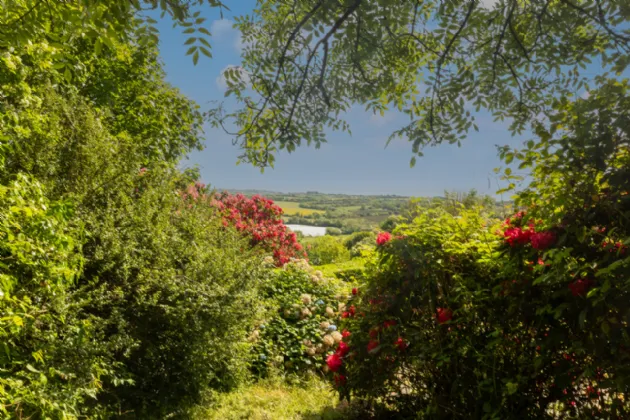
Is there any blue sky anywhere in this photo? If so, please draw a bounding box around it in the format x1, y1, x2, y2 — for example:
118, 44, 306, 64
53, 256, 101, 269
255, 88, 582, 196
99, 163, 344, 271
152, 2, 546, 197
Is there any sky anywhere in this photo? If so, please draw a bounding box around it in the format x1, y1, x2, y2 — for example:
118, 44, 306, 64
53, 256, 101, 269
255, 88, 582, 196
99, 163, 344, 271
152, 1, 546, 197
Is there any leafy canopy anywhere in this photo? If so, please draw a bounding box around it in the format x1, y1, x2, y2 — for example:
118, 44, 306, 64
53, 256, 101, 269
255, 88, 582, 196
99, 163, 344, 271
209, 0, 630, 167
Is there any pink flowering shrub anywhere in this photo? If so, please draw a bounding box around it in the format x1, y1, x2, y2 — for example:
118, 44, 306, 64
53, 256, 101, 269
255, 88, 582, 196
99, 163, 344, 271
213, 192, 306, 266
180, 186, 306, 266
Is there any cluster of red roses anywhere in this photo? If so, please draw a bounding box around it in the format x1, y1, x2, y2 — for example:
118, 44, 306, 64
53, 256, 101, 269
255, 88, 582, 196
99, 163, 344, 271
503, 213, 556, 250
376, 231, 392, 246
210, 191, 307, 266
326, 329, 352, 387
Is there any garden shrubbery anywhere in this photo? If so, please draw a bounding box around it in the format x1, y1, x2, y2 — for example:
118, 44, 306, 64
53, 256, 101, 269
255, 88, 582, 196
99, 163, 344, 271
250, 260, 351, 377
306, 236, 351, 266
326, 82, 630, 418
0, 36, 275, 418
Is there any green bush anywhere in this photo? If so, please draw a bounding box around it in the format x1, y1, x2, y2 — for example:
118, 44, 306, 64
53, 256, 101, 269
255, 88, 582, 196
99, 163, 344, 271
329, 82, 630, 418
343, 232, 374, 250
0, 37, 270, 417
0, 175, 114, 418
250, 260, 349, 377
306, 236, 351, 266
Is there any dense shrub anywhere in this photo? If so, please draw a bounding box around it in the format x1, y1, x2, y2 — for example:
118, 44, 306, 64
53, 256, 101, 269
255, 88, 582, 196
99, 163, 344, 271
0, 37, 271, 417
328, 82, 630, 418
0, 175, 113, 418
306, 236, 351, 266
250, 260, 350, 377
212, 192, 306, 266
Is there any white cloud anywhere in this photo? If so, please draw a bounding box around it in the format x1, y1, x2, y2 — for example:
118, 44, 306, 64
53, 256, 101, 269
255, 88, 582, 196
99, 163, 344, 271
211, 19, 245, 53
216, 65, 251, 91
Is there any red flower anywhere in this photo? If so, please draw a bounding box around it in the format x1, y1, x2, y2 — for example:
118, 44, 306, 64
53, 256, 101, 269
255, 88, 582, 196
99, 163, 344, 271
334, 374, 347, 387
530, 231, 556, 250
326, 353, 343, 372
394, 337, 408, 351
383, 320, 397, 329
369, 328, 380, 339
367, 340, 380, 353
352, 287, 358, 295
504, 227, 532, 246
341, 329, 351, 339
436, 308, 453, 324
348, 305, 356, 316
569, 279, 593, 297
336, 342, 350, 357
376, 232, 392, 246
342, 312, 350, 318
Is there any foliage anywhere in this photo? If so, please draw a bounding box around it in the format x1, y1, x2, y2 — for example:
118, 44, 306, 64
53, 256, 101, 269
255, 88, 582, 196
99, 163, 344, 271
0, 175, 113, 418
0, 31, 269, 418
327, 81, 630, 419
250, 261, 349, 378
213, 0, 630, 167
0, 0, 227, 72
307, 236, 351, 266
212, 192, 307, 266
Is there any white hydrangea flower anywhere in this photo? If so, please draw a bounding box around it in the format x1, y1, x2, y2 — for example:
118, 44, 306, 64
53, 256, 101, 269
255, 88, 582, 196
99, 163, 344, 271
331, 331, 343, 343
325, 307, 335, 317
300, 294, 312, 305
320, 321, 330, 330
322, 334, 335, 347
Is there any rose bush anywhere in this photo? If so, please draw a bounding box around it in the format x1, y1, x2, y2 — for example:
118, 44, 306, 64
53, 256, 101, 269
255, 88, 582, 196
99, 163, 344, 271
327, 81, 630, 418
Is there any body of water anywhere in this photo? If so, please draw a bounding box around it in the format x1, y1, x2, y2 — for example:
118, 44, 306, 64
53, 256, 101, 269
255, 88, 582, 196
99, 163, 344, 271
285, 224, 328, 237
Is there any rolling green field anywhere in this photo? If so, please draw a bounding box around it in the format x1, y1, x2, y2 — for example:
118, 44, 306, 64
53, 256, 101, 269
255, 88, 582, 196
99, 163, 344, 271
275, 201, 326, 216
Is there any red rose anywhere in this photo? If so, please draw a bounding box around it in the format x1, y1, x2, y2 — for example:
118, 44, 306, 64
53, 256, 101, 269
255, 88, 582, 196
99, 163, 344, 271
530, 231, 556, 250
369, 328, 380, 339
376, 232, 392, 246
334, 374, 347, 387
367, 340, 380, 353
336, 342, 350, 357
395, 337, 408, 351
341, 329, 351, 339
326, 353, 343, 372
569, 279, 593, 297
352, 288, 358, 295
436, 308, 453, 324
504, 227, 532, 246
383, 320, 397, 329
348, 305, 356, 316
342, 311, 350, 318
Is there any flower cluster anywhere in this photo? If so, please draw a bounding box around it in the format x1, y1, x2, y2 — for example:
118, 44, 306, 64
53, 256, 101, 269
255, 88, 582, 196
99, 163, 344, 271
211, 192, 307, 266
376, 231, 392, 246
325, 328, 353, 387
502, 213, 556, 250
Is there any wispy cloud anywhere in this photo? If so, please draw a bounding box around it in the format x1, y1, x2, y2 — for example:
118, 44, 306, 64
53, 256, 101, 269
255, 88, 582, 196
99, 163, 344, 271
211, 19, 244, 53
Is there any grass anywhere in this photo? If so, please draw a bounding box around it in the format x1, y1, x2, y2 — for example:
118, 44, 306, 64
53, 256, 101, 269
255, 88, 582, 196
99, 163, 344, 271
276, 201, 326, 216
194, 376, 350, 420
